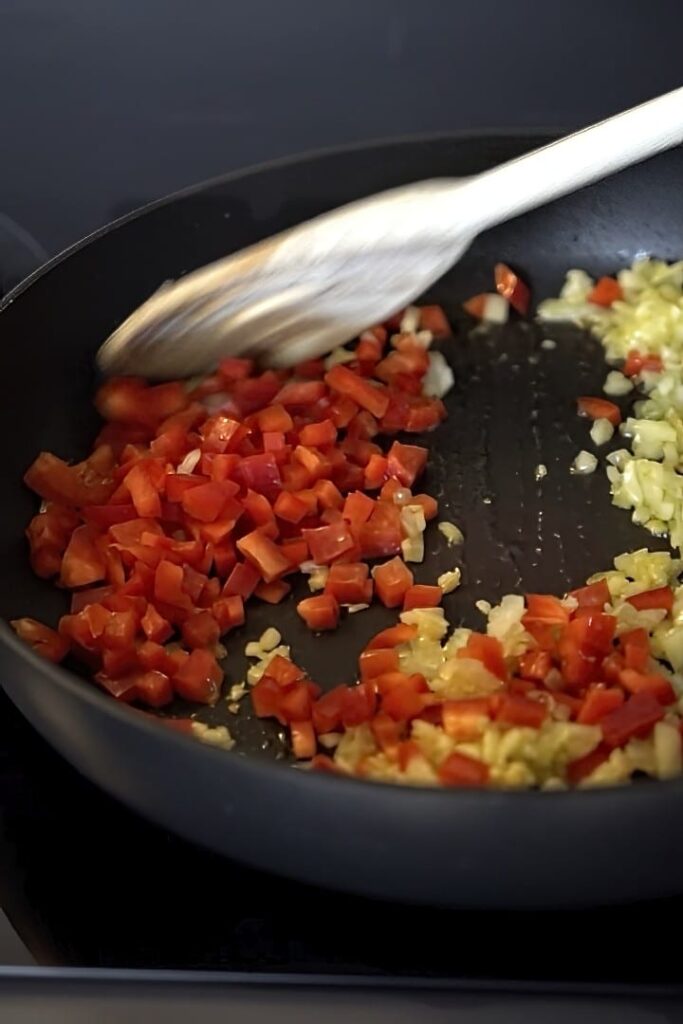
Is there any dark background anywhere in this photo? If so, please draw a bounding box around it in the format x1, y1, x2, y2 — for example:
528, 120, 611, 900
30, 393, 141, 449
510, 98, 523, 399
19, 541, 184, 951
1, 0, 682, 258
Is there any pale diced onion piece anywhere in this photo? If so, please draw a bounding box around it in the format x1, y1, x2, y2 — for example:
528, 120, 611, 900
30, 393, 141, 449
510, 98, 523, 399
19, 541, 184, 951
423, 350, 454, 398
482, 293, 509, 324
654, 721, 683, 779
534, 463, 547, 482
191, 722, 235, 750
324, 346, 355, 369
259, 627, 282, 652
401, 535, 424, 563
400, 305, 420, 333
590, 417, 614, 446
603, 370, 634, 396
308, 567, 329, 592
401, 505, 426, 539
438, 521, 464, 545
571, 450, 598, 475
177, 448, 201, 474
438, 568, 461, 594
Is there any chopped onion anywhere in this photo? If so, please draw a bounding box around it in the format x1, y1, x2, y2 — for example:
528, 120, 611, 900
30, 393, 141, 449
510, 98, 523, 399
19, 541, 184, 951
438, 521, 464, 545
401, 505, 426, 539
589, 418, 614, 446
191, 722, 235, 751
177, 448, 201, 474
481, 293, 509, 324
437, 568, 461, 594
604, 370, 633, 397
401, 535, 424, 563
534, 463, 548, 482
414, 330, 434, 348
540, 338, 557, 350
571, 450, 598, 475
324, 346, 355, 369
259, 627, 282, 652
422, 350, 454, 398
400, 305, 421, 333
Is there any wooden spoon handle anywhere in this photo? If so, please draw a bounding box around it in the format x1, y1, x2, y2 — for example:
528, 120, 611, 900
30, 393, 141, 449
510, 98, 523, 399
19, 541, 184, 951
453, 87, 683, 233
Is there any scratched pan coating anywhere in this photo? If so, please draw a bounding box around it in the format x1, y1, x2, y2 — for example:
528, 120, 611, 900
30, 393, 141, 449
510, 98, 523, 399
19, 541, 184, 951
0, 134, 682, 908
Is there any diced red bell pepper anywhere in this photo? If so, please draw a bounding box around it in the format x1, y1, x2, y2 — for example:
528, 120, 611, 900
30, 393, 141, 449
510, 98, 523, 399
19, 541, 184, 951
523, 594, 569, 625
442, 698, 491, 740
518, 650, 552, 682
569, 579, 611, 609
273, 490, 309, 524
601, 691, 665, 748
60, 525, 107, 588
618, 669, 675, 706
577, 685, 624, 725
566, 744, 611, 785
365, 623, 417, 650
340, 681, 377, 727
402, 584, 442, 610
312, 685, 347, 734
133, 670, 174, 708
290, 720, 316, 759
418, 304, 451, 338
24, 450, 117, 507
359, 647, 400, 680
173, 648, 223, 704
299, 418, 338, 447
587, 276, 622, 307
325, 562, 372, 604
181, 610, 221, 649
124, 461, 163, 518
438, 752, 489, 787
386, 441, 428, 487
626, 587, 674, 613
496, 694, 547, 728
297, 594, 340, 631
10, 618, 69, 663
255, 580, 291, 604
623, 350, 663, 377
618, 628, 650, 672
302, 521, 355, 565
372, 556, 414, 608
154, 560, 192, 610
576, 396, 621, 426
370, 712, 403, 755
237, 530, 291, 583
494, 263, 530, 315
458, 633, 507, 680
223, 560, 261, 599
325, 364, 390, 419
381, 684, 426, 721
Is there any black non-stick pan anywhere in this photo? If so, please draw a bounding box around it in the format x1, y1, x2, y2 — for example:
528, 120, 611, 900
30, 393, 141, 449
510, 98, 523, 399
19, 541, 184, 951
1, 134, 683, 910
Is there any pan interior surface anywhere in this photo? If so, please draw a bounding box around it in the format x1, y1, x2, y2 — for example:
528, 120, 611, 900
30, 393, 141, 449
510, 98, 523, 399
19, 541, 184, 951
1, 135, 683, 909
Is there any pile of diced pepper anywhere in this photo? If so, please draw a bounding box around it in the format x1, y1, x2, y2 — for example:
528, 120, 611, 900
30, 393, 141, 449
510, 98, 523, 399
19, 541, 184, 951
247, 577, 683, 784
12, 305, 449, 710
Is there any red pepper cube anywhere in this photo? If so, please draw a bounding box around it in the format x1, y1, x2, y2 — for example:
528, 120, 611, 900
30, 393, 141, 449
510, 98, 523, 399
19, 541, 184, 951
372, 556, 414, 608
297, 594, 340, 631
386, 441, 428, 487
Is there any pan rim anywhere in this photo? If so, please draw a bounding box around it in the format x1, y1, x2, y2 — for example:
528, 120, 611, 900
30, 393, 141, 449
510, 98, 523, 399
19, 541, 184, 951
0, 126, 563, 315
2, 127, 682, 809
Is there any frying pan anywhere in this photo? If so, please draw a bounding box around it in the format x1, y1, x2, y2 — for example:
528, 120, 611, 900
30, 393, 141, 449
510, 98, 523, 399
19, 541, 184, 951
1, 133, 682, 911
